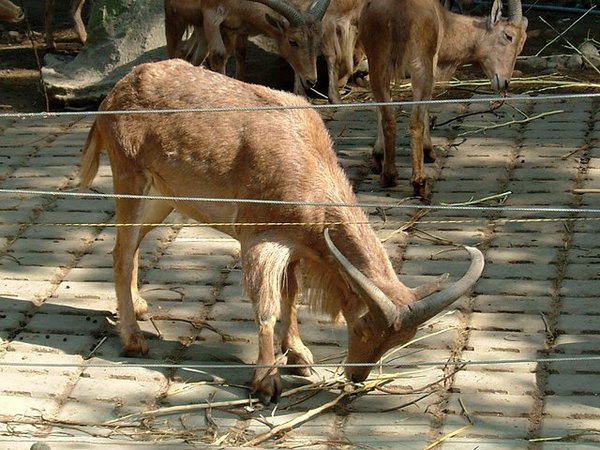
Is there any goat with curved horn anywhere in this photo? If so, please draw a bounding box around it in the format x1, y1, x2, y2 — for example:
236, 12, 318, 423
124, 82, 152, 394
80, 60, 485, 402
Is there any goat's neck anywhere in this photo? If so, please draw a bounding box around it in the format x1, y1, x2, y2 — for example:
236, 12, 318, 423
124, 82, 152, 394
437, 12, 489, 77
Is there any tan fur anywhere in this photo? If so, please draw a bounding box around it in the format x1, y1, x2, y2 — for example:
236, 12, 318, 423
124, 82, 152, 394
359, 0, 527, 197
0, 0, 23, 22
80, 59, 478, 403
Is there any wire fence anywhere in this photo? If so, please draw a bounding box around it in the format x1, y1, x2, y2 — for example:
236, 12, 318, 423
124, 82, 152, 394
0, 91, 599, 377
0, 91, 599, 119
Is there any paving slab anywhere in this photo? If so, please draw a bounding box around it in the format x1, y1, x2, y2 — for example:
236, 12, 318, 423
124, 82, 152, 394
0, 97, 598, 448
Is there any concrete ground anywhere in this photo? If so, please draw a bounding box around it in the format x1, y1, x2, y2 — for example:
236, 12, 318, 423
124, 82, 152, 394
0, 94, 599, 449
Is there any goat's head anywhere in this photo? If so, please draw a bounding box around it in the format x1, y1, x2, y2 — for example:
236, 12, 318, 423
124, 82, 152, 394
479, 0, 527, 92
250, 0, 331, 89
0, 0, 24, 23
324, 230, 484, 382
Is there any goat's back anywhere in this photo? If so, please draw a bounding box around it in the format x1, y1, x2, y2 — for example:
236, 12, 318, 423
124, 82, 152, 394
360, 0, 442, 78
94, 59, 356, 224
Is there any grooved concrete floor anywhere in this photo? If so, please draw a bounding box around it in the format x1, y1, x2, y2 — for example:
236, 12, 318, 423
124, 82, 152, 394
0, 95, 599, 449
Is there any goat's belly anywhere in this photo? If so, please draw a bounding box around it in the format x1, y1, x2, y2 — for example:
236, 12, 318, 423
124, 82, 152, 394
149, 174, 241, 238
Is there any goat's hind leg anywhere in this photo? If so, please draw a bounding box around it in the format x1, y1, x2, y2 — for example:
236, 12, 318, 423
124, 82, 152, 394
130, 195, 174, 319
112, 177, 173, 355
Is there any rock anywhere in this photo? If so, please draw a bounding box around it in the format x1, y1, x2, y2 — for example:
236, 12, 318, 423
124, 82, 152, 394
579, 41, 599, 59
547, 55, 566, 69
517, 56, 547, 71
41, 0, 166, 106
566, 54, 583, 70
578, 41, 600, 69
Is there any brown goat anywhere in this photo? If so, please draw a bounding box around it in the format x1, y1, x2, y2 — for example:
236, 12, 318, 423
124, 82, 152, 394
0, 0, 24, 23
79, 59, 484, 403
359, 0, 528, 198
164, 0, 329, 94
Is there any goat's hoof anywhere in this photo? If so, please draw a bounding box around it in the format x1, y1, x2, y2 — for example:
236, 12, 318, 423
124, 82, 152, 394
252, 368, 282, 405
412, 180, 431, 201
286, 348, 314, 377
120, 334, 149, 356
381, 172, 398, 188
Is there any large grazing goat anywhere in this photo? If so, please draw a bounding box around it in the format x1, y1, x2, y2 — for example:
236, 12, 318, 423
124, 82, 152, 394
164, 0, 330, 94
0, 0, 24, 22
79, 59, 484, 403
359, 0, 528, 198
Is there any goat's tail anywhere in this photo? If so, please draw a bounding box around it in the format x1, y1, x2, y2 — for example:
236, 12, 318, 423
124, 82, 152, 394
79, 120, 103, 190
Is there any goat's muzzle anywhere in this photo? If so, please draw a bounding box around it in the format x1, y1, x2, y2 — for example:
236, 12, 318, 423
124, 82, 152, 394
491, 74, 510, 93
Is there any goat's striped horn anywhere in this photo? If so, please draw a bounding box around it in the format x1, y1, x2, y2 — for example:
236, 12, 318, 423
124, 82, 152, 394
324, 229, 398, 326
247, 0, 305, 27
309, 0, 331, 21
400, 246, 484, 325
507, 0, 523, 22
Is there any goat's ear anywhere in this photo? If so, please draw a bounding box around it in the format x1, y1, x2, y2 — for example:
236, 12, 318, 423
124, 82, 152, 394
488, 0, 503, 29
265, 13, 288, 32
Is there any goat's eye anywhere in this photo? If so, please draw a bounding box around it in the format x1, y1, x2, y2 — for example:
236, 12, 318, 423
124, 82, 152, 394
289, 39, 299, 47
504, 32, 513, 42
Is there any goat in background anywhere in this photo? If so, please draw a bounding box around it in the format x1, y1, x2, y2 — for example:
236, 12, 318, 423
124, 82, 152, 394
359, 0, 527, 198
79, 59, 484, 404
165, 0, 330, 95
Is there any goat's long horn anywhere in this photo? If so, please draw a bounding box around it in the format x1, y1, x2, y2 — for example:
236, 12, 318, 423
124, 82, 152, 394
309, 0, 331, 21
507, 0, 523, 22
247, 0, 305, 27
324, 229, 398, 326
400, 247, 484, 325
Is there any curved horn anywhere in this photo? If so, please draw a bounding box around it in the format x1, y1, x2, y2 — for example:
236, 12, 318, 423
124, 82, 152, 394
324, 229, 398, 325
309, 0, 331, 21
246, 0, 305, 27
401, 246, 484, 325
507, 0, 523, 22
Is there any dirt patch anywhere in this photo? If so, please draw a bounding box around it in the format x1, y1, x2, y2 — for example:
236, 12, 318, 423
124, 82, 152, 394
0, 3, 598, 112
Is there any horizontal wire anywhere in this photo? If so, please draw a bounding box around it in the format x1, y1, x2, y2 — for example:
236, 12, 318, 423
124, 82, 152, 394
5, 216, 600, 229
0, 92, 598, 119
1, 355, 598, 371
2, 188, 600, 215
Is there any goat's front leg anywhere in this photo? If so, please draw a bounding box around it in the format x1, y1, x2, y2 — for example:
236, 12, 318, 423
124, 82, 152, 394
253, 312, 281, 404
281, 266, 313, 377
44, 0, 56, 50
409, 104, 430, 199
204, 9, 228, 74
378, 103, 399, 187
243, 238, 295, 404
